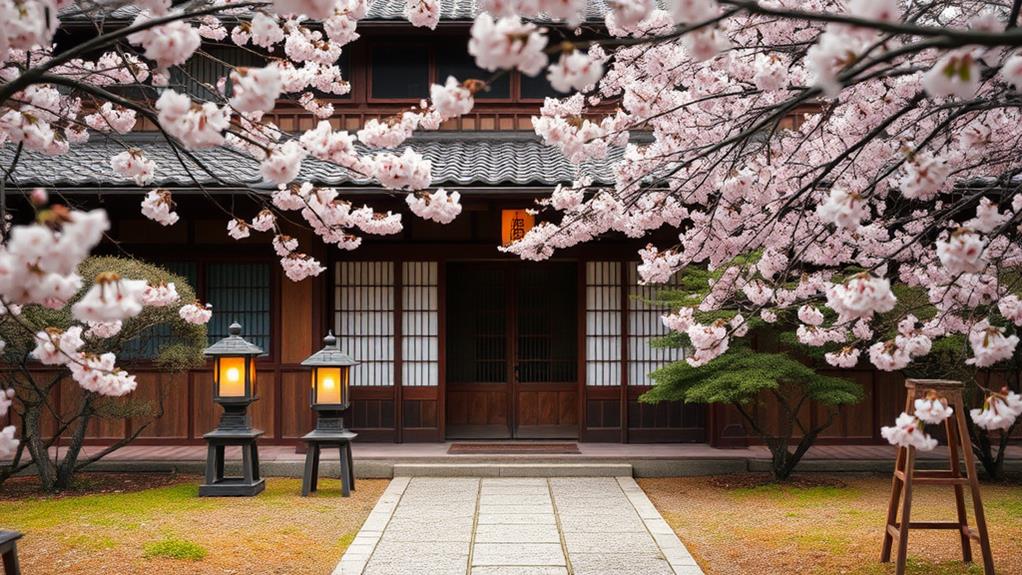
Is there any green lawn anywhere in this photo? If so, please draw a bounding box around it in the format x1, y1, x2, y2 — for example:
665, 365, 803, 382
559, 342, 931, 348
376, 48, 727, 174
0, 475, 386, 575
641, 474, 1022, 575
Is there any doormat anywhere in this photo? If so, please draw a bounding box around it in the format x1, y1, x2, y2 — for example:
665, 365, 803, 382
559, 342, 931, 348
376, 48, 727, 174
447, 443, 581, 455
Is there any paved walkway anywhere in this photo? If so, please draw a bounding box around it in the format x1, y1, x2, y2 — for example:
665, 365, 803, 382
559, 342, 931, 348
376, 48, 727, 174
335, 477, 703, 575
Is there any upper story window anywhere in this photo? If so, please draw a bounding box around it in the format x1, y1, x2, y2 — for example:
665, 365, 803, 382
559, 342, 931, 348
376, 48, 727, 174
371, 44, 430, 100
369, 41, 558, 103
435, 45, 510, 100
170, 46, 351, 101
519, 72, 561, 101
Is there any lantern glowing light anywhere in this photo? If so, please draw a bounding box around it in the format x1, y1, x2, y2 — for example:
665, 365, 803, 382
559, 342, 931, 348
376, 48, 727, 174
302, 331, 357, 415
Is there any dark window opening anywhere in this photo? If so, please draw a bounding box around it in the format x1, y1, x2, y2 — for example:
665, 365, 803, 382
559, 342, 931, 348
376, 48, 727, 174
371, 45, 430, 100
436, 45, 510, 100
520, 72, 561, 101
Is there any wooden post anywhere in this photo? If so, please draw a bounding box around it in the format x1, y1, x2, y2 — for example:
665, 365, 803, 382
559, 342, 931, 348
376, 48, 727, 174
880, 379, 995, 575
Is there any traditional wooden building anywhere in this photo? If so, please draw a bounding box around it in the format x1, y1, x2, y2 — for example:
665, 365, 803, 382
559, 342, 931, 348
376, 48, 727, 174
1, 0, 912, 447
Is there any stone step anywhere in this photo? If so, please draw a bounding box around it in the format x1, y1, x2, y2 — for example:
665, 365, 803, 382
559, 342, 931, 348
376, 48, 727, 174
392, 462, 633, 477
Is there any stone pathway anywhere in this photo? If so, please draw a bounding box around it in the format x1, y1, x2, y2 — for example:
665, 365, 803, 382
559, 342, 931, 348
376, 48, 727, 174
334, 477, 704, 575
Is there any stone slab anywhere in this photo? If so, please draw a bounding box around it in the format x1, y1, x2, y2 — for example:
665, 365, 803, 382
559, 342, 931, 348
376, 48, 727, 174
471, 543, 567, 567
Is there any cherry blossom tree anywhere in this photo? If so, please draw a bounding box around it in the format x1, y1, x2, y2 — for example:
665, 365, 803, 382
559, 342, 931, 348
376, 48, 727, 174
496, 0, 1022, 448
0, 255, 207, 491
3, 0, 1022, 464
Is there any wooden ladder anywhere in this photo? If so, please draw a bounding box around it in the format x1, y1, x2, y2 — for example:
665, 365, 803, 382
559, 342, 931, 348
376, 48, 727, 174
880, 378, 995, 575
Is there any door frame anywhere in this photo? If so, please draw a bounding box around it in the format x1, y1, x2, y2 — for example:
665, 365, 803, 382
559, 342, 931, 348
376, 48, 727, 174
444, 260, 579, 439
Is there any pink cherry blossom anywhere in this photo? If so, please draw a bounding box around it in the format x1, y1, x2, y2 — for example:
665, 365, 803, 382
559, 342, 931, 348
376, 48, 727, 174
965, 319, 1019, 368
469, 15, 548, 77
281, 253, 327, 282
141, 282, 179, 307
85, 320, 123, 339
272, 0, 338, 19
935, 229, 987, 275
72, 274, 147, 322
1000, 52, 1022, 90
0, 426, 17, 459
110, 149, 156, 186
251, 209, 276, 232
914, 396, 953, 425
140, 189, 180, 226
430, 77, 475, 121
816, 187, 868, 230
923, 51, 980, 99
547, 49, 604, 93
371, 148, 432, 191
685, 321, 729, 367
405, 0, 440, 29
179, 302, 213, 325
229, 66, 283, 114
260, 140, 307, 185
155, 90, 230, 149
826, 275, 897, 323
970, 390, 1022, 431
31, 326, 85, 365
406, 188, 463, 224
825, 347, 860, 368
227, 218, 251, 240
881, 412, 938, 451
126, 13, 201, 70
69, 352, 137, 396
998, 294, 1022, 326
84, 103, 136, 134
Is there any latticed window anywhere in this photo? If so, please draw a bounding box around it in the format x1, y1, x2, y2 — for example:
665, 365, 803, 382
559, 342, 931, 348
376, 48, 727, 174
585, 261, 622, 386
206, 262, 273, 352
627, 263, 685, 386
120, 261, 198, 359
402, 262, 439, 386
334, 261, 395, 386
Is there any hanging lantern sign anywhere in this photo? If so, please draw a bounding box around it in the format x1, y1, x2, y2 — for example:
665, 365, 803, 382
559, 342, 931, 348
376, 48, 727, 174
501, 209, 534, 247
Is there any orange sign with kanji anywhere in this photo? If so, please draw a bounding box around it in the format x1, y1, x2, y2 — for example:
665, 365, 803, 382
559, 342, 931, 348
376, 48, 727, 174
501, 209, 534, 246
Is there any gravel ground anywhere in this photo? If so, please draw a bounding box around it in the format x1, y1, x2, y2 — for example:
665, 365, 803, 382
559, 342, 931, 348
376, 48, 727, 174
640, 474, 1022, 575
0, 473, 387, 575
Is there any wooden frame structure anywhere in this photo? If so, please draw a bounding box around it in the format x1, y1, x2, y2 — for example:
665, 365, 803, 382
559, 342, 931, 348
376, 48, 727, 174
881, 379, 995, 575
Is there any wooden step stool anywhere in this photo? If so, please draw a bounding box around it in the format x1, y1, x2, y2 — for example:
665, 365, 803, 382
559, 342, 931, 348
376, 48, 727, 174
880, 379, 995, 575
0, 531, 22, 575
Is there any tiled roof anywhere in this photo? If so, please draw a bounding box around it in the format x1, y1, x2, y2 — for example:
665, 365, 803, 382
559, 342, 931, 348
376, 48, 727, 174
60, 0, 613, 22
204, 322, 266, 356
1, 133, 619, 189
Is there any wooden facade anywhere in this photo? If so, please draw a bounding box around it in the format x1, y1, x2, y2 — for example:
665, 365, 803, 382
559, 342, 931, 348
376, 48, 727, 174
0, 195, 928, 447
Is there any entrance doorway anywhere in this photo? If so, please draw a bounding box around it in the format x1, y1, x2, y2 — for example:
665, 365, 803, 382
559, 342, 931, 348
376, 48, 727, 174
445, 262, 578, 439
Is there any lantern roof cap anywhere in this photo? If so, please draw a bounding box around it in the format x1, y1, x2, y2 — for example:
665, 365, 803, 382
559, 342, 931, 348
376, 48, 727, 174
302, 331, 358, 367
203, 322, 265, 357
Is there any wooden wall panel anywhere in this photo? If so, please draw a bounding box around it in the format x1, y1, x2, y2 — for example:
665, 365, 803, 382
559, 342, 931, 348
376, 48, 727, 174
59, 378, 125, 440
280, 275, 313, 364
249, 371, 277, 437
192, 374, 217, 438
132, 372, 189, 440
280, 371, 314, 439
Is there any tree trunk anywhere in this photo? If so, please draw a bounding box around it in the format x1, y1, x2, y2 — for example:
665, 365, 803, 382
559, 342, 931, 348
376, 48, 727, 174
54, 394, 94, 490
22, 401, 57, 492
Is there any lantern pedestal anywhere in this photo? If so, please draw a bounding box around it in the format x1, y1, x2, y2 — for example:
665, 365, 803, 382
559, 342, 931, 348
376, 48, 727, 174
300, 426, 357, 497
199, 427, 265, 497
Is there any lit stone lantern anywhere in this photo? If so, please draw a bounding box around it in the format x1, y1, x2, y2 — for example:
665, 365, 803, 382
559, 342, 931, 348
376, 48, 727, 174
199, 322, 266, 497
300, 331, 358, 497
304, 331, 356, 425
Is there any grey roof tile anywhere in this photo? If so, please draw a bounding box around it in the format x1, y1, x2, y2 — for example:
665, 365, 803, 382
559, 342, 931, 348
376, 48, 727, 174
0, 133, 618, 189
60, 0, 612, 22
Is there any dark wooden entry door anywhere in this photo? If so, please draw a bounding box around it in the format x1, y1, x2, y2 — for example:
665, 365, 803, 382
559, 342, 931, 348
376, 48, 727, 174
445, 262, 578, 439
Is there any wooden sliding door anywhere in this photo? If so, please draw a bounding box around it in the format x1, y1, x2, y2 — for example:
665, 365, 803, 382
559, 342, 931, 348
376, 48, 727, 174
445, 262, 578, 439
